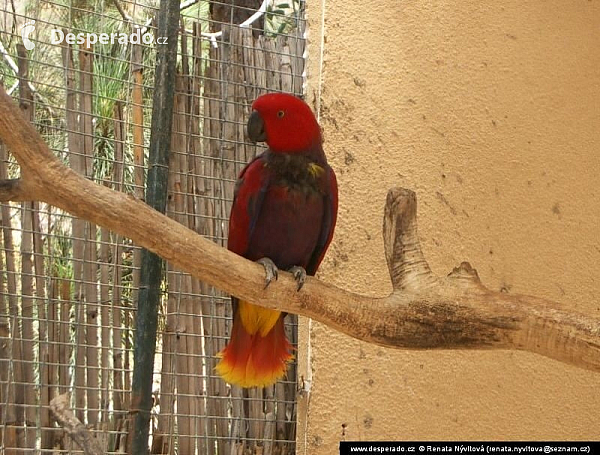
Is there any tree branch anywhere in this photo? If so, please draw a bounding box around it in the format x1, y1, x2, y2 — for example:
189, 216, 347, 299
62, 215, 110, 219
0, 178, 34, 202
112, 0, 133, 23
50, 394, 104, 455
0, 85, 598, 373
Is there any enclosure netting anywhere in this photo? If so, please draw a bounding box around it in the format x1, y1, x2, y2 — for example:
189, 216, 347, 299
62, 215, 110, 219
0, 0, 305, 452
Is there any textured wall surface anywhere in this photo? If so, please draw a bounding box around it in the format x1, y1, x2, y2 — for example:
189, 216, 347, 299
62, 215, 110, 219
297, 1, 600, 452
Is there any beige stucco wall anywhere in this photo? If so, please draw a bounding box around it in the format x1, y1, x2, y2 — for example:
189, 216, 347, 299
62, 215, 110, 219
298, 1, 600, 452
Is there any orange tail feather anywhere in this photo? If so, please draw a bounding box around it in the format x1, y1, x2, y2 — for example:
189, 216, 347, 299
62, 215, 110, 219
216, 302, 293, 388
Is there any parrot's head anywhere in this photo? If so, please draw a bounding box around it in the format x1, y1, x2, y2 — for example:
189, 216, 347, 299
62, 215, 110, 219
247, 93, 322, 155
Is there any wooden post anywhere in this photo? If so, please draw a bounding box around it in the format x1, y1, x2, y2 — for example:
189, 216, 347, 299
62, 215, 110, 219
129, 0, 180, 452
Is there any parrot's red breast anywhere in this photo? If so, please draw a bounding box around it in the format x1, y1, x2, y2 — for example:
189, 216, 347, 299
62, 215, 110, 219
216, 93, 338, 388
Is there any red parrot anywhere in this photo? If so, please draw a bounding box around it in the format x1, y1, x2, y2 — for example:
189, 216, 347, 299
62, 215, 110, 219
216, 93, 338, 388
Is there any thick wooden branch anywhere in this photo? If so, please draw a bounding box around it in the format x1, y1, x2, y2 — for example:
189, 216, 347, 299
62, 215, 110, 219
0, 178, 34, 202
50, 394, 104, 455
0, 86, 599, 373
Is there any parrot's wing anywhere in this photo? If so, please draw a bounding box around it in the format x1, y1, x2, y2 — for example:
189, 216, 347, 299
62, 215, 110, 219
227, 154, 270, 256
306, 166, 338, 275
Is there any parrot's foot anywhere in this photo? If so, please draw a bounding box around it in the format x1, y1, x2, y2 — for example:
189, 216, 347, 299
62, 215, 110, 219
288, 266, 307, 291
257, 257, 278, 289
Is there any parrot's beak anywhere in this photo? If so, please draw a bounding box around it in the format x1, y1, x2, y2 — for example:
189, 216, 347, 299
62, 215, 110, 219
247, 110, 267, 143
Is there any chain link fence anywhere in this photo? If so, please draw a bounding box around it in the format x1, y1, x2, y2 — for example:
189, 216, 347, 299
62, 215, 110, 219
0, 0, 306, 452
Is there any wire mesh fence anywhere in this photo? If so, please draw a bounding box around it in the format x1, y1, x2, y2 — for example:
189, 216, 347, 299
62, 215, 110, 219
0, 0, 306, 452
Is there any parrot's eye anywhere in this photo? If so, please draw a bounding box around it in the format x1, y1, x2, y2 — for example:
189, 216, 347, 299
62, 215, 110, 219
277, 110, 285, 118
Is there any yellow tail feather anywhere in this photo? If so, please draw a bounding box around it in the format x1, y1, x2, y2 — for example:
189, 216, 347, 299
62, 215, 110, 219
216, 300, 293, 388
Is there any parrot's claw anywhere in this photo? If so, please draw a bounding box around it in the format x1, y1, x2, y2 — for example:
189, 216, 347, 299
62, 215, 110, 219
257, 257, 279, 289
288, 266, 307, 291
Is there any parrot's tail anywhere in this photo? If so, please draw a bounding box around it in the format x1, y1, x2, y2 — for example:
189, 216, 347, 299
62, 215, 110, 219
216, 300, 293, 388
